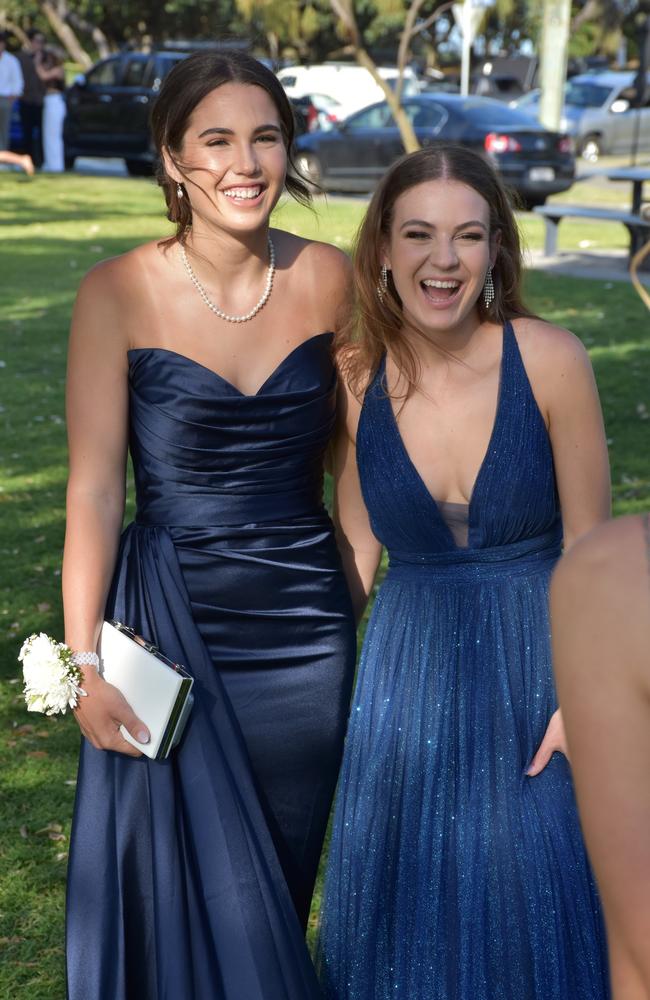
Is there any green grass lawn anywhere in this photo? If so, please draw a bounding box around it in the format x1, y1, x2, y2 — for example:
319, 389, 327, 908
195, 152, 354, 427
0, 171, 648, 997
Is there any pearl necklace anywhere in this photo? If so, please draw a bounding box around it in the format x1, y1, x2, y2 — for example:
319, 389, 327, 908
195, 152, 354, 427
179, 237, 275, 324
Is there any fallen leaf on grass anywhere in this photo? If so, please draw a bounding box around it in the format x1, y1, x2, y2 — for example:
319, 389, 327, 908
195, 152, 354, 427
36, 822, 63, 835
0, 936, 25, 945
48, 831, 66, 841
55, 851, 68, 861
19, 825, 28, 839
34, 536, 46, 544
14, 724, 34, 734
26, 750, 48, 759
37, 602, 50, 612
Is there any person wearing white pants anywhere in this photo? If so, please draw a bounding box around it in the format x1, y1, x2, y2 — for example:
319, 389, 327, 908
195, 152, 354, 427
35, 47, 65, 172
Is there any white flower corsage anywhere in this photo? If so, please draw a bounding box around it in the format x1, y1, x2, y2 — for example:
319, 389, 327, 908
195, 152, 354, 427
18, 633, 88, 715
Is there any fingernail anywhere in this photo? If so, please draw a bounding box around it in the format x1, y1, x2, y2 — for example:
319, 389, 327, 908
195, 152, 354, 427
137, 730, 150, 744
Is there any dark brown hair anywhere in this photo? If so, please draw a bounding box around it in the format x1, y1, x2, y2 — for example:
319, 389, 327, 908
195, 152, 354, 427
150, 50, 311, 243
340, 143, 534, 397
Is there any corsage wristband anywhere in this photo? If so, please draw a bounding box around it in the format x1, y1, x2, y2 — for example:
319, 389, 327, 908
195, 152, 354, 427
71, 650, 100, 669
18, 634, 89, 715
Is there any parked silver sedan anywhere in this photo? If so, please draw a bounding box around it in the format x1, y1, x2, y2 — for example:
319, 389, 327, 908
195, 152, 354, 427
511, 71, 650, 162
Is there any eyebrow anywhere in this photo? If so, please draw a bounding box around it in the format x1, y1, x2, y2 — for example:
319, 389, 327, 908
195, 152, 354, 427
197, 124, 283, 138
400, 218, 488, 232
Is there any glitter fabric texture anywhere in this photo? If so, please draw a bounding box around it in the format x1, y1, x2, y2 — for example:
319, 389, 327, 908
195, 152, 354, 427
318, 322, 610, 999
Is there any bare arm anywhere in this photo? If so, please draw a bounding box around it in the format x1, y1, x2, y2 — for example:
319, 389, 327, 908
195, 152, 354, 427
543, 325, 611, 548
552, 517, 650, 998
333, 375, 382, 623
63, 262, 148, 755
522, 322, 610, 776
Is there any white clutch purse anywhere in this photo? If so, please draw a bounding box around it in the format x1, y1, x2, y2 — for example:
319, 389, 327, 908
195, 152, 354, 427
98, 620, 194, 760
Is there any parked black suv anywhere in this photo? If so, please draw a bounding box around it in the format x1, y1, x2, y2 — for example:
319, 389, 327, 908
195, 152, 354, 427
63, 49, 187, 174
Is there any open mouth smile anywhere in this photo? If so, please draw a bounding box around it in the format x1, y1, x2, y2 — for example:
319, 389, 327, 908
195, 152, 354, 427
421, 278, 462, 307
221, 185, 266, 204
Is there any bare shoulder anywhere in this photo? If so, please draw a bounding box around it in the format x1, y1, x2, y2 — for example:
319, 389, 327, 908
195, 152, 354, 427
511, 316, 592, 377
276, 229, 351, 285
553, 515, 647, 603
75, 241, 159, 310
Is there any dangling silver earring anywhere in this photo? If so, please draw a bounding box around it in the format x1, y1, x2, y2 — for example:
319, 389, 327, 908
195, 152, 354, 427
483, 266, 495, 307
377, 264, 389, 301
176, 183, 183, 199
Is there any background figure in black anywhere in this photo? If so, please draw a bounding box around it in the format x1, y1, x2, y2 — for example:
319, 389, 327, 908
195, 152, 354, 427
17, 30, 45, 168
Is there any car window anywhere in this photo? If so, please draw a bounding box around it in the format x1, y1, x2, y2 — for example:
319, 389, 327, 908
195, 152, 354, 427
404, 102, 446, 129
280, 75, 297, 89
346, 104, 394, 130
87, 58, 122, 87
563, 81, 613, 108
123, 59, 152, 88
459, 98, 545, 127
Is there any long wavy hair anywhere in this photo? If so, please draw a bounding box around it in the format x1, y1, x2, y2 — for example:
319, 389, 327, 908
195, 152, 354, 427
339, 144, 534, 398
150, 50, 311, 245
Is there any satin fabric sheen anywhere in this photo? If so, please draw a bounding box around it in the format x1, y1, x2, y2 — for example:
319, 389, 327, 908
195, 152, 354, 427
318, 322, 610, 999
66, 332, 356, 1000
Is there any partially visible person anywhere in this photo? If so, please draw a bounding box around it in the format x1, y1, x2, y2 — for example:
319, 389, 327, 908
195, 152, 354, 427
35, 46, 65, 172
0, 149, 34, 174
17, 29, 45, 168
552, 514, 650, 1000
0, 31, 23, 151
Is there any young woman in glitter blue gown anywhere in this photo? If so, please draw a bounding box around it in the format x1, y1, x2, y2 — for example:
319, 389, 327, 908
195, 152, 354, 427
319, 146, 612, 999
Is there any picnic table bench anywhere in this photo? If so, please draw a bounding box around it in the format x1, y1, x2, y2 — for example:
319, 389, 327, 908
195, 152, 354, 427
533, 203, 650, 262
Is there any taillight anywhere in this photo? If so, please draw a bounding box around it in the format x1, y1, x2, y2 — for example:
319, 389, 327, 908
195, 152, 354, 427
484, 132, 522, 154
307, 105, 319, 130
557, 135, 573, 154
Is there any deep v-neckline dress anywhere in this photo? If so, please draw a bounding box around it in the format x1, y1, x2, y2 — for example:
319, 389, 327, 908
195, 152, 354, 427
66, 332, 356, 1000
318, 322, 609, 999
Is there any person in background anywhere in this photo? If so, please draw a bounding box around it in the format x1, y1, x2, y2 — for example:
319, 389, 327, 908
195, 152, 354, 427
552, 513, 650, 999
35, 46, 65, 172
0, 31, 23, 151
0, 149, 34, 174
17, 29, 45, 168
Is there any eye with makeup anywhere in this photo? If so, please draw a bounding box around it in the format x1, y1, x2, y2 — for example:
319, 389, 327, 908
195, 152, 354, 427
457, 231, 486, 242
404, 230, 430, 241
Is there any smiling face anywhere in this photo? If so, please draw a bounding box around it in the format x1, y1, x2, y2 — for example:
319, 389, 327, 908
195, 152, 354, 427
165, 81, 288, 237
385, 178, 498, 338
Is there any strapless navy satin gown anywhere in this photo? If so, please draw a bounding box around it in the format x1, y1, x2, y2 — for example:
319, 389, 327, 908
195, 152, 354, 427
318, 323, 610, 999
66, 332, 356, 1000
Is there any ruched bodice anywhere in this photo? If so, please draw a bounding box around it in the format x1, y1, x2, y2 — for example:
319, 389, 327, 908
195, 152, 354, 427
67, 331, 355, 1000
128, 332, 335, 526
318, 321, 608, 1000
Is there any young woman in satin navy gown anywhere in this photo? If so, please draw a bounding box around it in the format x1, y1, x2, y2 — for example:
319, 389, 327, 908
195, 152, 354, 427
319, 146, 612, 998
62, 51, 355, 1000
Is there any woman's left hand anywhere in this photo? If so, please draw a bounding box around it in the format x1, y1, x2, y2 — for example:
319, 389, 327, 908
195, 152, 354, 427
526, 708, 569, 776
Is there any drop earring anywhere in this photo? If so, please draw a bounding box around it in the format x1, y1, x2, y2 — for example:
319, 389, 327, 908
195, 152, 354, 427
377, 264, 389, 301
483, 266, 495, 308
176, 183, 183, 199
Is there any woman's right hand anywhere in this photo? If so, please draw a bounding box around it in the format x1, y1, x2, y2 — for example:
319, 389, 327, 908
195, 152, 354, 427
73, 671, 150, 757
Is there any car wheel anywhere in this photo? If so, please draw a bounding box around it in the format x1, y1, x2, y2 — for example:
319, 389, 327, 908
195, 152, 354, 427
64, 153, 76, 171
295, 152, 323, 191
125, 159, 154, 177
578, 134, 602, 162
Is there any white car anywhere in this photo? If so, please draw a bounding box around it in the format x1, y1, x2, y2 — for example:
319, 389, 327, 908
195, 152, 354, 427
277, 63, 418, 119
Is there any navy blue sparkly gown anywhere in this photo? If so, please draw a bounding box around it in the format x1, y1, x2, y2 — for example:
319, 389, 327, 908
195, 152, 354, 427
66, 332, 356, 1000
318, 323, 609, 999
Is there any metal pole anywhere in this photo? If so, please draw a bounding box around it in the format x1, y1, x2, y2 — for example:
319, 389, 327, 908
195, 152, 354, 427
460, 2, 472, 96
538, 0, 571, 131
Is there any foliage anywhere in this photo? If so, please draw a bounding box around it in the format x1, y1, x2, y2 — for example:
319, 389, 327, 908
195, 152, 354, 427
0, 170, 649, 996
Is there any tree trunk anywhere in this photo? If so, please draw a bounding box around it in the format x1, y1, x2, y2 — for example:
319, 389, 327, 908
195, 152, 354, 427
66, 11, 112, 60
40, 0, 93, 68
329, 0, 420, 153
